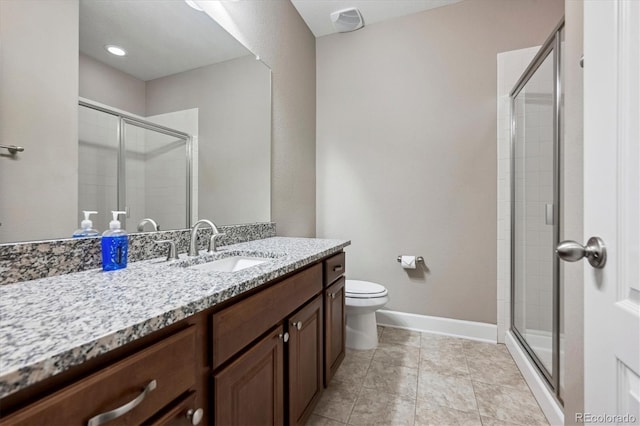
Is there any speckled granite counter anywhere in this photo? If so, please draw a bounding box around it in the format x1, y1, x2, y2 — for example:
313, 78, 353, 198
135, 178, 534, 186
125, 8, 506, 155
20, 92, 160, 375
0, 237, 350, 399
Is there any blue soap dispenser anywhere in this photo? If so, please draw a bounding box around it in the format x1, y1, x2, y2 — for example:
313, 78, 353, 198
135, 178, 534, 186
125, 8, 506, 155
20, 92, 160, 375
73, 210, 99, 238
101, 211, 128, 271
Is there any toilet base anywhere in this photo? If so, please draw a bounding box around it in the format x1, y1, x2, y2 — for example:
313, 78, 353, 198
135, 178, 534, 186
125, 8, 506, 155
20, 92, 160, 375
346, 310, 379, 350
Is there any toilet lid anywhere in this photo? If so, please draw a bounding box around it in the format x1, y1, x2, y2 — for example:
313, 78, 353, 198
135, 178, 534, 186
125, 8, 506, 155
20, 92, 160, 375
346, 280, 388, 299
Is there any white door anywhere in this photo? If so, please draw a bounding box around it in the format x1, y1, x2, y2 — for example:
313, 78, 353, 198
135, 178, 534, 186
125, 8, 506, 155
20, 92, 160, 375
582, 0, 640, 422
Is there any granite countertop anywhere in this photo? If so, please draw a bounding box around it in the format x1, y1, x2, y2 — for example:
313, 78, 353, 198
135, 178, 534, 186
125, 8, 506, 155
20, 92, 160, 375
0, 237, 350, 399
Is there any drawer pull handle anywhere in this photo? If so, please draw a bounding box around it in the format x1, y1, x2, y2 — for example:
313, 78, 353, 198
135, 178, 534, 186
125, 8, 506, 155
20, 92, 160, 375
291, 320, 303, 330
332, 264, 343, 272
187, 408, 204, 425
278, 332, 290, 343
87, 379, 157, 426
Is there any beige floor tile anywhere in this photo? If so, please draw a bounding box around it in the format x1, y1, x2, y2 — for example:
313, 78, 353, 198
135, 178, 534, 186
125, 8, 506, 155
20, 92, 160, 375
316, 327, 547, 426
421, 332, 465, 350
363, 360, 418, 398
348, 387, 416, 425
313, 395, 356, 423
313, 377, 359, 422
480, 416, 527, 426
473, 381, 548, 426
306, 414, 347, 426
466, 355, 529, 390
333, 352, 372, 385
380, 327, 422, 348
415, 398, 482, 426
373, 342, 420, 368
346, 347, 376, 361
462, 340, 512, 361
420, 345, 469, 377
417, 371, 477, 412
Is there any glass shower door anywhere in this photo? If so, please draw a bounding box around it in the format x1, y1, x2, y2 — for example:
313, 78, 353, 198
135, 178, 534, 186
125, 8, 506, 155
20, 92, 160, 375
78, 102, 192, 234
511, 31, 560, 392
122, 120, 190, 232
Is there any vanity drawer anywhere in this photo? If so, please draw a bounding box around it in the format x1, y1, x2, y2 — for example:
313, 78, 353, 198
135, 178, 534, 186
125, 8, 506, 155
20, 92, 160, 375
1, 327, 196, 426
212, 263, 322, 369
323, 252, 345, 286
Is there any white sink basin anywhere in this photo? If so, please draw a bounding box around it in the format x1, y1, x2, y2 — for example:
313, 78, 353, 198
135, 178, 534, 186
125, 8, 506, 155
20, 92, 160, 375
188, 256, 269, 273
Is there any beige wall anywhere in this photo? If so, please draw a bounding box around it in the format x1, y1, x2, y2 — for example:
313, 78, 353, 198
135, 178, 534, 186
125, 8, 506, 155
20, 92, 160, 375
199, 1, 317, 237
0, 0, 78, 243
79, 53, 146, 116
562, 0, 584, 421
317, 0, 563, 323
146, 55, 271, 225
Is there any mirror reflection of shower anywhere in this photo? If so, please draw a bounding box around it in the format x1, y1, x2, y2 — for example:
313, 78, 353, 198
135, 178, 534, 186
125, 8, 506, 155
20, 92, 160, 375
78, 100, 197, 234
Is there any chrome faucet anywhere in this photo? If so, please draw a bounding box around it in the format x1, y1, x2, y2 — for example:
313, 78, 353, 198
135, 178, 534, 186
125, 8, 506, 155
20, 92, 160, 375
137, 218, 159, 232
189, 219, 222, 256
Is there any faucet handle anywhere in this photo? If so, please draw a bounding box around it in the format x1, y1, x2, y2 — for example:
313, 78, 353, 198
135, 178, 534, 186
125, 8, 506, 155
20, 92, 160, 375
208, 233, 227, 253
155, 240, 179, 261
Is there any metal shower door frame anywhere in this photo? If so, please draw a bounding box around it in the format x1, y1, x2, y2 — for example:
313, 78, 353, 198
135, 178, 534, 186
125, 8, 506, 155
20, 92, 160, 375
79, 100, 193, 230
509, 19, 564, 403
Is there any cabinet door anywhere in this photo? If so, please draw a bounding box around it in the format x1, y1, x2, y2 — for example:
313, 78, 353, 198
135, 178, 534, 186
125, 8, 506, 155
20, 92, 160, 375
214, 326, 284, 426
287, 296, 323, 426
324, 277, 346, 386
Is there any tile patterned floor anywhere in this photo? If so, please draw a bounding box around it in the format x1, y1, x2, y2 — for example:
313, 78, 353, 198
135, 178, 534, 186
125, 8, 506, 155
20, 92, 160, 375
307, 326, 549, 426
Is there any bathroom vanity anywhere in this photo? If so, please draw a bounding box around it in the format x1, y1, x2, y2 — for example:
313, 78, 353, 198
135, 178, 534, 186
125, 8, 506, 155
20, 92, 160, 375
0, 237, 349, 425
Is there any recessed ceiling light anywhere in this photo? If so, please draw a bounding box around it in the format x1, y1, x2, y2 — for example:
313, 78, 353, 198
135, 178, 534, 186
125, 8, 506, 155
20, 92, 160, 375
105, 45, 127, 56
184, 0, 204, 11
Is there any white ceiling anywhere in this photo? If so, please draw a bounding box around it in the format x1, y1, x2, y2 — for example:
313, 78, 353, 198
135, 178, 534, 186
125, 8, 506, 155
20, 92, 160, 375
79, 0, 250, 82
291, 0, 464, 37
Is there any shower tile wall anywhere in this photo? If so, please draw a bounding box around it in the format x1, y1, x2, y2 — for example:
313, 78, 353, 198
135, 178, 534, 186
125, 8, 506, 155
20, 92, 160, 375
496, 47, 539, 343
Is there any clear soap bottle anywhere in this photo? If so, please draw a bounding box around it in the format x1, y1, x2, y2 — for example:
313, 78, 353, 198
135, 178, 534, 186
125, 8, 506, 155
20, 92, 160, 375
72, 210, 99, 238
101, 211, 128, 271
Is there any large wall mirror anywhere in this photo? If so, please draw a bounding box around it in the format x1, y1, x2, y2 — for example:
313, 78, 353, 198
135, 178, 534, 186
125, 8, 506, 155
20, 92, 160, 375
0, 0, 271, 244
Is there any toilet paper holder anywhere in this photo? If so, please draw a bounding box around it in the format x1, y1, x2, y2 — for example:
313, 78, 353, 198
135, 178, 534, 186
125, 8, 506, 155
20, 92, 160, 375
397, 256, 424, 263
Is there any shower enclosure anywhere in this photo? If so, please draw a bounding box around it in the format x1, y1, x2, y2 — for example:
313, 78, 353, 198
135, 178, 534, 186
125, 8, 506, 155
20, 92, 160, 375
510, 21, 564, 402
78, 101, 193, 233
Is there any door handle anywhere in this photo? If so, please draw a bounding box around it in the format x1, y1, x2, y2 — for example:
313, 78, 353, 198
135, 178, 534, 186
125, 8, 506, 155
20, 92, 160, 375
556, 236, 606, 269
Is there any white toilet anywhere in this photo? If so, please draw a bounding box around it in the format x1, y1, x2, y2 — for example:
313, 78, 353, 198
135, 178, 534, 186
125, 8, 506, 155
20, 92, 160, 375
345, 280, 389, 350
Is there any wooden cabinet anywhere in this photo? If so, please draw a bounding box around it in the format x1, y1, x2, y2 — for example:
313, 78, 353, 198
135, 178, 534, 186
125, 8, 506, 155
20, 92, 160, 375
324, 276, 346, 385
214, 326, 285, 426
0, 251, 346, 426
147, 392, 202, 426
323, 252, 346, 387
287, 296, 323, 426
212, 265, 326, 426
1, 327, 198, 426
211, 264, 322, 369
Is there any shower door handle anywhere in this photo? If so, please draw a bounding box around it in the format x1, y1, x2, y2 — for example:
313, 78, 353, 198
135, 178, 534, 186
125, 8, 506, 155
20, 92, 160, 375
556, 237, 607, 269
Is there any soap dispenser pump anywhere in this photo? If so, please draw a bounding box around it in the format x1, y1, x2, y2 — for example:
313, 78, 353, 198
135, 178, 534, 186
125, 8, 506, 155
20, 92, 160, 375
101, 211, 128, 271
73, 210, 99, 237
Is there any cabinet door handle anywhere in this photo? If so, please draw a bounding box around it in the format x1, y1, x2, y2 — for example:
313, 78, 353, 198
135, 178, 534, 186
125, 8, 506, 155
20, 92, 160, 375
87, 379, 157, 426
291, 320, 302, 330
330, 292, 336, 299
278, 332, 289, 343
186, 408, 204, 425
332, 264, 343, 272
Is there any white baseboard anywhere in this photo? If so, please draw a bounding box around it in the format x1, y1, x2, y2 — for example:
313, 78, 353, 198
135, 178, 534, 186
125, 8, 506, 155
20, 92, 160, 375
375, 309, 497, 343
506, 331, 564, 426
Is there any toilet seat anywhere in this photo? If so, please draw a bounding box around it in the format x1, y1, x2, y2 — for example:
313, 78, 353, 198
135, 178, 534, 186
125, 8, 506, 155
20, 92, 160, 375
346, 280, 388, 299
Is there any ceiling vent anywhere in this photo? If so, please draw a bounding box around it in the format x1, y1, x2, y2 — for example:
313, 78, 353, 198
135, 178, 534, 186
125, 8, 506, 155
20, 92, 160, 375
330, 8, 364, 33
